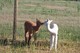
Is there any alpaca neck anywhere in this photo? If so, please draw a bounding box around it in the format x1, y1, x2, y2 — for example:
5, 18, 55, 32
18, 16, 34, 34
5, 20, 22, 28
47, 22, 58, 34
47, 22, 53, 33
34, 24, 40, 31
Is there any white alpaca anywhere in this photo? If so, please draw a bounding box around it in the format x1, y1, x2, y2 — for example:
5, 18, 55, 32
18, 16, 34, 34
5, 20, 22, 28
44, 19, 58, 51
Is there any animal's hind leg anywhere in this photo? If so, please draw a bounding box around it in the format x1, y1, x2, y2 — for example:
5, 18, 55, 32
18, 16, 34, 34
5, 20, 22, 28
54, 34, 58, 51
28, 32, 32, 47
24, 30, 28, 44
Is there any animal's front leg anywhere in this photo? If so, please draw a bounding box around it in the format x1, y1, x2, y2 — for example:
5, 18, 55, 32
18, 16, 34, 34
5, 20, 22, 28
33, 33, 37, 42
33, 33, 37, 46
50, 34, 55, 50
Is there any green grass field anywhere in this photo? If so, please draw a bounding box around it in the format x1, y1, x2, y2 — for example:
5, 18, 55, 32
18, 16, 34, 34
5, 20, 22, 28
0, 0, 80, 53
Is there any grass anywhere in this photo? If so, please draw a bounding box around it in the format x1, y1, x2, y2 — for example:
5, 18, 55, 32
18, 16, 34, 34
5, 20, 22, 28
0, 0, 80, 53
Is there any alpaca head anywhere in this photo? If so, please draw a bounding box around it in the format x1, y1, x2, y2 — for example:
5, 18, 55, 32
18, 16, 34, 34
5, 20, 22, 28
36, 19, 44, 26
44, 19, 53, 26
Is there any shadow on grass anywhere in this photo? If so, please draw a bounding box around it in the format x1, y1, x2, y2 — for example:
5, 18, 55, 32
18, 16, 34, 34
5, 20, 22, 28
0, 38, 26, 48
0, 38, 50, 48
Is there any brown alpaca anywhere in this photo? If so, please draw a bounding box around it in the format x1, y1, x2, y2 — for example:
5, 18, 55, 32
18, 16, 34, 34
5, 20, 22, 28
24, 19, 44, 46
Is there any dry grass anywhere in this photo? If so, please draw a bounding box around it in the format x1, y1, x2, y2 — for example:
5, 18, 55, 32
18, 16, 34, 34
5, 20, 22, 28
0, 0, 80, 53
0, 38, 80, 53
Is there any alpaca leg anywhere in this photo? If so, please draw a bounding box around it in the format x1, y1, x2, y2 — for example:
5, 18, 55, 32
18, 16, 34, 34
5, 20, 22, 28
28, 33, 32, 47
33, 33, 37, 43
33, 33, 38, 46
54, 35, 58, 51
50, 34, 55, 50
25, 31, 28, 44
